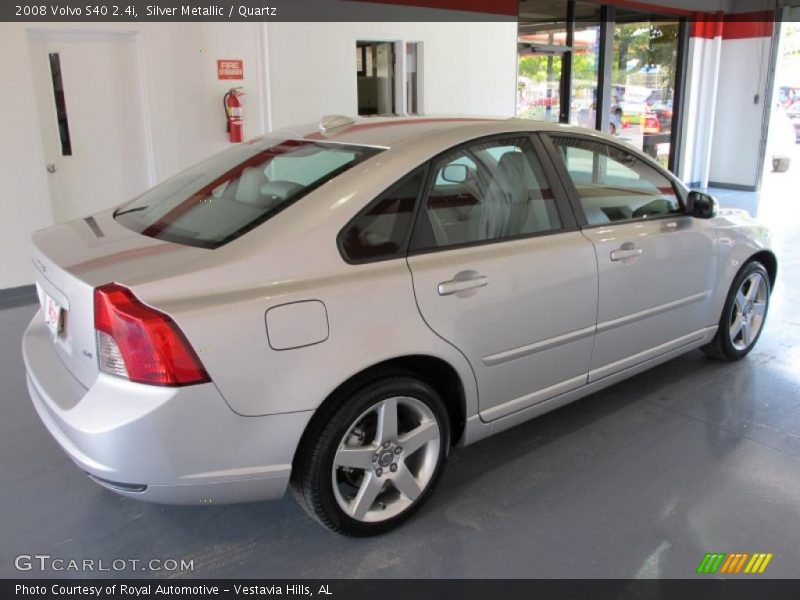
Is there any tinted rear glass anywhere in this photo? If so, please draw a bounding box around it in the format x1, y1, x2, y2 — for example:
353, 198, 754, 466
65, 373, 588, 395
114, 139, 382, 248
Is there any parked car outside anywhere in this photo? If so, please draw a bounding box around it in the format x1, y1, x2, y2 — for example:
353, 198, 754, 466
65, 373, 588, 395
770, 105, 796, 172
23, 116, 776, 535
785, 101, 800, 143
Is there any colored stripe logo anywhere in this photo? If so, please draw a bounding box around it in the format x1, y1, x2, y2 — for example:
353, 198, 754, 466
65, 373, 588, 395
697, 553, 773, 574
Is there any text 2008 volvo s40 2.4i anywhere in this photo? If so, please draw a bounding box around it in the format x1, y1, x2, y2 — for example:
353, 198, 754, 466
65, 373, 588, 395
23, 116, 776, 536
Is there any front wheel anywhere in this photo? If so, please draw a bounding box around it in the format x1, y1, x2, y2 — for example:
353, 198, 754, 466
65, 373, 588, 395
291, 376, 450, 536
703, 261, 771, 360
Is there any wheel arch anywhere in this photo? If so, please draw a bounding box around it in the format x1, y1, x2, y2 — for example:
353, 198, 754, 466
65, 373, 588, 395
291, 354, 467, 471
749, 250, 777, 288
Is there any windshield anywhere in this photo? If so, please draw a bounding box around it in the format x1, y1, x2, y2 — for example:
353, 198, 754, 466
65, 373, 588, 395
114, 138, 382, 248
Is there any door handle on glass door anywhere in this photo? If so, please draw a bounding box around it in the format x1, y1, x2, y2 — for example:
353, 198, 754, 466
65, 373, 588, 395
610, 242, 643, 261
438, 272, 488, 296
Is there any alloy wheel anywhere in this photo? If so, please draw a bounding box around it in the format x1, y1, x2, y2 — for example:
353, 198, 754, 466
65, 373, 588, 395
729, 272, 768, 351
331, 396, 441, 523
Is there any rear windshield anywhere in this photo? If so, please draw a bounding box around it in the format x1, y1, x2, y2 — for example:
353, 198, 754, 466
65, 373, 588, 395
114, 138, 382, 248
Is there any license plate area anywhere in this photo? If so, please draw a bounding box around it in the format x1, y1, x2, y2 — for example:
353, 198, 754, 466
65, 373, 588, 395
43, 293, 65, 337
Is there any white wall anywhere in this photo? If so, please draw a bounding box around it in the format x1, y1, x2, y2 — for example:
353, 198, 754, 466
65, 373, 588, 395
139, 23, 267, 180
0, 24, 56, 289
265, 21, 517, 129
679, 35, 722, 186
678, 14, 777, 190
708, 33, 774, 187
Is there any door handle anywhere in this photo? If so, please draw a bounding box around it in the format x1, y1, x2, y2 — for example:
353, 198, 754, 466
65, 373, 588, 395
46, 163, 58, 174
437, 272, 488, 296
610, 242, 643, 261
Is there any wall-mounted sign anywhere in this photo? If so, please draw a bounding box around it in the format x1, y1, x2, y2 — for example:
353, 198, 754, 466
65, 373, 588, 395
217, 59, 244, 80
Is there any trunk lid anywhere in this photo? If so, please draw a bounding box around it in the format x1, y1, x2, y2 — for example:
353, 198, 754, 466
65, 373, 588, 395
31, 209, 208, 389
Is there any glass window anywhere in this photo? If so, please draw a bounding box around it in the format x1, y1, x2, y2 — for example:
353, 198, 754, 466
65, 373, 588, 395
434, 154, 477, 186
516, 47, 563, 122
569, 3, 602, 130
405, 42, 419, 115
517, 2, 601, 125
357, 41, 396, 116
340, 168, 425, 262
48, 53, 72, 156
413, 137, 562, 250
611, 18, 679, 166
552, 136, 681, 225
517, 2, 568, 45
265, 150, 356, 186
114, 139, 381, 249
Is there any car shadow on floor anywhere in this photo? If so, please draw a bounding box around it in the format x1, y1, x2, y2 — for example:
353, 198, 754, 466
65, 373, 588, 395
58, 348, 744, 577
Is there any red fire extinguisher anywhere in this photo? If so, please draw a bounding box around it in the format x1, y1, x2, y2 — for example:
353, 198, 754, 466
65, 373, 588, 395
223, 87, 244, 143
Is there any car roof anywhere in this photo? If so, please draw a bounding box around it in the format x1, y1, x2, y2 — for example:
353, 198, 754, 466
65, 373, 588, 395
272, 115, 609, 150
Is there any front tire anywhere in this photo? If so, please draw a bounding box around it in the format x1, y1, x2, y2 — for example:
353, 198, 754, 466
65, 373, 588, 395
703, 261, 771, 361
291, 375, 450, 536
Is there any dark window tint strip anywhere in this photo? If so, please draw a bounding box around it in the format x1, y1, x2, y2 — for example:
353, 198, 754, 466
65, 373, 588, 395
48, 52, 72, 156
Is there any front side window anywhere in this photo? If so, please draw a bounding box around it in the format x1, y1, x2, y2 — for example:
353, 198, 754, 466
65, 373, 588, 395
551, 136, 682, 226
114, 139, 381, 248
412, 137, 562, 250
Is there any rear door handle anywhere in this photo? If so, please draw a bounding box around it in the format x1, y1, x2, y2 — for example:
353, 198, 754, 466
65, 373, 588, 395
610, 243, 643, 261
438, 272, 488, 296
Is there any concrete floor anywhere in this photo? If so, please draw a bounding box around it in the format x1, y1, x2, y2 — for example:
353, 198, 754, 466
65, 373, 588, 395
2, 162, 800, 579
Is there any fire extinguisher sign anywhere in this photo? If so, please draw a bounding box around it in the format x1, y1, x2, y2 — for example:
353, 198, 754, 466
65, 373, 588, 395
217, 59, 244, 80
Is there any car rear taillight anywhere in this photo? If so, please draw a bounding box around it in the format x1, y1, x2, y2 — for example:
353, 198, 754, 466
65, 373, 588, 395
643, 115, 660, 133
93, 283, 210, 386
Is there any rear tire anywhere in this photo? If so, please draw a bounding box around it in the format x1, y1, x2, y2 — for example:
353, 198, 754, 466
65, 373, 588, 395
703, 261, 770, 361
291, 375, 450, 536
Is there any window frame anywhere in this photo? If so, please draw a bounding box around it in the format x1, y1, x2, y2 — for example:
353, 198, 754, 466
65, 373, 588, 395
406, 132, 579, 256
540, 132, 689, 229
336, 164, 430, 265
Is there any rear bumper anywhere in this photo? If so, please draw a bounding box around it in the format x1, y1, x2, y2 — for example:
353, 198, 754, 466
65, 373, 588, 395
22, 313, 313, 505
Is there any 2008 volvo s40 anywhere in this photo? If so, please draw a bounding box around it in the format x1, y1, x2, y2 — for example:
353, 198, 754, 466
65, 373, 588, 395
23, 116, 776, 535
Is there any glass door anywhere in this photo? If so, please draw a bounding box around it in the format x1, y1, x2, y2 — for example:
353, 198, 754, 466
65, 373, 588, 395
356, 41, 396, 116
569, 13, 601, 129
517, 46, 566, 122
516, 2, 686, 173
611, 18, 680, 167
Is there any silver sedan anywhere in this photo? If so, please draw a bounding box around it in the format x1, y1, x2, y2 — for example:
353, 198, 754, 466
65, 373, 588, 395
23, 116, 776, 535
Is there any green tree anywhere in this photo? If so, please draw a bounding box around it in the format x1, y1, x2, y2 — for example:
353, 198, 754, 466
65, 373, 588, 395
613, 22, 678, 101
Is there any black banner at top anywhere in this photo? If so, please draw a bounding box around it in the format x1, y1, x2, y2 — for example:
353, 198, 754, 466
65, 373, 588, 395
1, 0, 517, 22
2, 0, 795, 22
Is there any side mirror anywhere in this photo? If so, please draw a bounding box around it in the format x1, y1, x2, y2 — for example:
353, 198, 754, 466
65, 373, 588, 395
441, 164, 468, 184
686, 191, 719, 219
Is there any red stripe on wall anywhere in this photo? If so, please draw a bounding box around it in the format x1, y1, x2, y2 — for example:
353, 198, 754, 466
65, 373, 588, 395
723, 10, 775, 23
362, 0, 697, 18
722, 18, 773, 40
691, 13, 723, 39
690, 10, 775, 39
353, 0, 517, 17
355, 0, 774, 35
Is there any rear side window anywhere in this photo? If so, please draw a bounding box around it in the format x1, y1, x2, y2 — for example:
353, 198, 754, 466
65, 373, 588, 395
114, 139, 382, 248
339, 168, 426, 262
